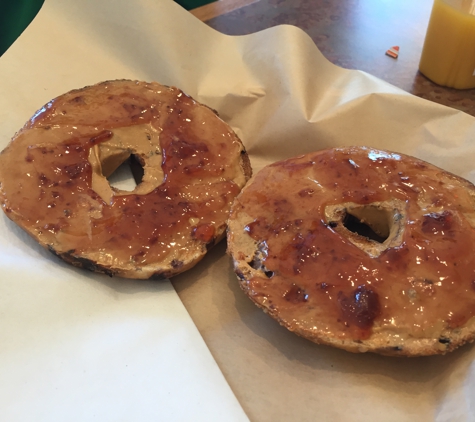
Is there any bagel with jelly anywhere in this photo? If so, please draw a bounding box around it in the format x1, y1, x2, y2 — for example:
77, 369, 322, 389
227, 146, 475, 356
0, 80, 251, 279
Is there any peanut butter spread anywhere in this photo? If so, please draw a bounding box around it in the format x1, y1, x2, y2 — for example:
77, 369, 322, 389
0, 80, 249, 279
229, 147, 475, 347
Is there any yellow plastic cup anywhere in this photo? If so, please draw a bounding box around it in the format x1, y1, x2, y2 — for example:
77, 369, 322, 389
419, 0, 475, 89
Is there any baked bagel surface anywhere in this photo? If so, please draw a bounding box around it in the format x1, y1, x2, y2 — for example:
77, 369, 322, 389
227, 146, 475, 356
0, 80, 251, 279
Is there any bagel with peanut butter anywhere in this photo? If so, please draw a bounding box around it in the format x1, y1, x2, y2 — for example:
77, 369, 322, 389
0, 80, 251, 279
227, 146, 475, 356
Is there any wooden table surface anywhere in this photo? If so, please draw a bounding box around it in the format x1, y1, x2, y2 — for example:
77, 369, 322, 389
195, 0, 475, 117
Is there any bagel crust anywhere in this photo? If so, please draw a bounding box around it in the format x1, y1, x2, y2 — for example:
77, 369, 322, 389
227, 146, 475, 356
0, 80, 251, 279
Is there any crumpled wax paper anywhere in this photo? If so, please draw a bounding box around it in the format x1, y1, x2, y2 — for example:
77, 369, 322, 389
1, 0, 475, 421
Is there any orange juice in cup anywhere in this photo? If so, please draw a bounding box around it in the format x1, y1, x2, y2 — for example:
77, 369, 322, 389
419, 0, 475, 89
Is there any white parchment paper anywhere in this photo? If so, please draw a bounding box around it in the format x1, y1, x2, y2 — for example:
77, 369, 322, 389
0, 1, 250, 420
1, 0, 475, 421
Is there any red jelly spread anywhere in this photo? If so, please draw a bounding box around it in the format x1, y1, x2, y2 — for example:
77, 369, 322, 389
0, 80, 249, 279
232, 147, 475, 343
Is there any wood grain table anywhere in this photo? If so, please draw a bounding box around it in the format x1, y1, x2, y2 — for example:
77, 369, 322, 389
194, 0, 475, 117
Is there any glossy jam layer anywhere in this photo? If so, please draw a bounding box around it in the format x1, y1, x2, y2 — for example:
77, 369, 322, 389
0, 81, 246, 276
236, 147, 475, 340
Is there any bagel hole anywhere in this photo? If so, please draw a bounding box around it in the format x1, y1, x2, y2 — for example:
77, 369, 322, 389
107, 154, 144, 191
343, 210, 389, 243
